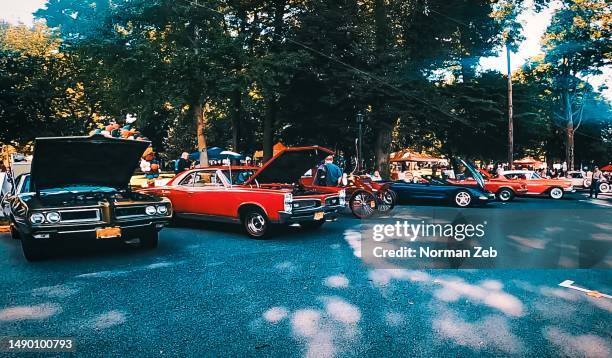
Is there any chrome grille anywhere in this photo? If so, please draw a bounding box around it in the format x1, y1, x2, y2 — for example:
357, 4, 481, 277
325, 197, 341, 206
115, 206, 147, 218
292, 199, 320, 210
58, 209, 100, 223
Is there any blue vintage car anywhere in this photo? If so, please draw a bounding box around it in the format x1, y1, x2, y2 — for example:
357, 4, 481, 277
390, 159, 495, 207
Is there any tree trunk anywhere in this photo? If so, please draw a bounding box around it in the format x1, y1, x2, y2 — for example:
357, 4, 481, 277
263, 98, 276, 162
506, 45, 514, 168
374, 122, 392, 178
563, 88, 574, 170
230, 88, 241, 151
262, 0, 285, 163
194, 99, 209, 167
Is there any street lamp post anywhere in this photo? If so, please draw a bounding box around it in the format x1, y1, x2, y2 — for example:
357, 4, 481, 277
356, 112, 364, 172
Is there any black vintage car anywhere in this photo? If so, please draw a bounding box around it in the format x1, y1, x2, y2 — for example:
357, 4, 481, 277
3, 135, 172, 261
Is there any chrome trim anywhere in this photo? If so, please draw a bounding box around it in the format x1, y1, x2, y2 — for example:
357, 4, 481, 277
58, 228, 97, 234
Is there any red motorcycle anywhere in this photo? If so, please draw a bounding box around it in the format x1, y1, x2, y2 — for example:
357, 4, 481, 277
301, 170, 396, 219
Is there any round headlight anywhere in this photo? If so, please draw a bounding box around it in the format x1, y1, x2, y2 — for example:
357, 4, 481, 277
29, 213, 45, 224
145, 206, 157, 215
46, 212, 61, 223
156, 205, 168, 215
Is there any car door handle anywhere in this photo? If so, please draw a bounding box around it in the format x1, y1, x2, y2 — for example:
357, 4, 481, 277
161, 190, 170, 195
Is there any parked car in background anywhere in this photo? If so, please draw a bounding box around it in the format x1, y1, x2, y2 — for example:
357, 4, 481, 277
448, 169, 528, 202
565, 170, 610, 193
5, 135, 173, 261
501, 170, 574, 199
391, 159, 495, 207
141, 146, 344, 238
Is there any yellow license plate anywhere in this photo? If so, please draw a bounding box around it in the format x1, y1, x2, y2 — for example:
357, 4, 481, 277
314, 212, 324, 221
96, 227, 122, 239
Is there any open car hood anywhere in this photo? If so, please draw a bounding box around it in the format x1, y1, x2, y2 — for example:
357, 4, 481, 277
452, 158, 486, 190
246, 146, 333, 185
30, 135, 150, 192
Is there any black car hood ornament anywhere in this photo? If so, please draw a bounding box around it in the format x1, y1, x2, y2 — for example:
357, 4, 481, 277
30, 135, 150, 192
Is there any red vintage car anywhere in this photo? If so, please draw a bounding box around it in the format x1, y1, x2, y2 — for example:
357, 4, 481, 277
140, 146, 345, 238
448, 169, 528, 202
500, 170, 574, 199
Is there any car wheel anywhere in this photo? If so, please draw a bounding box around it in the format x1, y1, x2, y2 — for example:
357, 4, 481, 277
496, 188, 514, 202
599, 182, 610, 193
140, 230, 159, 249
21, 235, 47, 262
549, 187, 564, 199
453, 190, 472, 207
349, 191, 377, 219
243, 208, 269, 238
10, 223, 20, 240
377, 190, 396, 213
300, 220, 325, 230
583, 179, 591, 188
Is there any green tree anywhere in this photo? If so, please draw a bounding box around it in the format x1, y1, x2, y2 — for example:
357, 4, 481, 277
538, 0, 611, 169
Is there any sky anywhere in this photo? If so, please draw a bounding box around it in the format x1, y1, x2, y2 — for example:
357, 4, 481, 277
0, 0, 610, 100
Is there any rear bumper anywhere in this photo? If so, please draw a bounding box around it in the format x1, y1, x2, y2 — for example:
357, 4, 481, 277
276, 205, 342, 224
564, 187, 576, 192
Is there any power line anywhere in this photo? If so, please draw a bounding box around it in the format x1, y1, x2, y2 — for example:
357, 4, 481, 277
182, 0, 485, 130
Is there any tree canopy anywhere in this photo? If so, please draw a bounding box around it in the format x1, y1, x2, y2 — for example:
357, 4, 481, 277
0, 0, 610, 170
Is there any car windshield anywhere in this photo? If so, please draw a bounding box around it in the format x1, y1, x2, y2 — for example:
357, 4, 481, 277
222, 169, 257, 185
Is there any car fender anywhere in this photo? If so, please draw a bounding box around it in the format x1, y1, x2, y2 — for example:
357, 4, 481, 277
237, 202, 270, 221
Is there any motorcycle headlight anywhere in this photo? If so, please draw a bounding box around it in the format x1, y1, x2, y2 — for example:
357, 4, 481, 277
338, 189, 346, 206
284, 193, 293, 213
46, 212, 61, 223
156, 205, 168, 215
145, 205, 157, 216
29, 213, 45, 224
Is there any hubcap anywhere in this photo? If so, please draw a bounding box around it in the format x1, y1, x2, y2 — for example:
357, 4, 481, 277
600, 183, 609, 193
455, 192, 471, 207
500, 190, 511, 200
352, 193, 375, 218
247, 213, 266, 235
550, 188, 563, 199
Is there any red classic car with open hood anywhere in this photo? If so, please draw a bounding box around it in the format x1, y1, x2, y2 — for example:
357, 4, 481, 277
140, 146, 345, 238
448, 168, 528, 202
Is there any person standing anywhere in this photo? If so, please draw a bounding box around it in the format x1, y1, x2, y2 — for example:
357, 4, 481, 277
316, 155, 343, 186
590, 166, 603, 199
175, 152, 190, 174
496, 164, 504, 178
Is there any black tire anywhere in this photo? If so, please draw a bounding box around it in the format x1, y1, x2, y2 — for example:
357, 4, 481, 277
496, 188, 514, 202
549, 187, 564, 199
453, 190, 472, 207
300, 220, 325, 230
10, 223, 21, 240
21, 235, 47, 262
377, 190, 396, 212
242, 208, 269, 239
598, 182, 610, 193
140, 230, 159, 249
349, 191, 377, 219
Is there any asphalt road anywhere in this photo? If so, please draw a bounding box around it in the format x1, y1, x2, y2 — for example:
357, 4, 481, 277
0, 191, 610, 357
